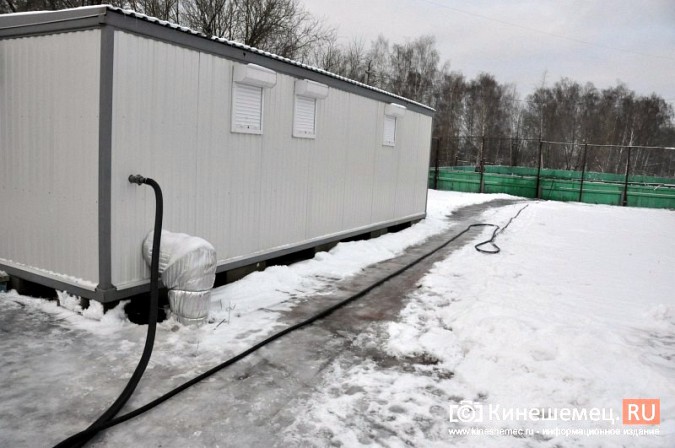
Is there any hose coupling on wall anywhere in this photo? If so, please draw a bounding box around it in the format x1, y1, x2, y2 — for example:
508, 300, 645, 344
128, 174, 148, 185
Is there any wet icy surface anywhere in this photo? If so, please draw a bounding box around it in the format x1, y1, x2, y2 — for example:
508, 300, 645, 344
1, 193, 674, 447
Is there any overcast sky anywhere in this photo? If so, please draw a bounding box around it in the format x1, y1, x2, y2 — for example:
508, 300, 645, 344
303, 0, 675, 105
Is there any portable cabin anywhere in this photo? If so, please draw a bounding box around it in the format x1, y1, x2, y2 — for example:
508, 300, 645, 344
0, 6, 434, 302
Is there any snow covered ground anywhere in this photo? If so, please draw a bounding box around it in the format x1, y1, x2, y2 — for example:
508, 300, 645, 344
208, 190, 514, 317
282, 200, 675, 447
3, 190, 513, 363
1, 191, 674, 447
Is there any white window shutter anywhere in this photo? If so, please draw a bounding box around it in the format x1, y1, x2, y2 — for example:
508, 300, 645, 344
293, 96, 316, 138
232, 82, 263, 133
383, 115, 396, 146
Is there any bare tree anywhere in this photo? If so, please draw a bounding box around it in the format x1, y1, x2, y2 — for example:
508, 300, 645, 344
2, 0, 17, 13
2, 0, 126, 13
388, 35, 439, 104
181, 0, 335, 60
364, 35, 390, 88
306, 39, 345, 73
126, 0, 180, 22
180, 0, 235, 35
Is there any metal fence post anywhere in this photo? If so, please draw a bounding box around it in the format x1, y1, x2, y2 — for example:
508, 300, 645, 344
454, 136, 460, 166
479, 136, 485, 193
535, 138, 543, 199
433, 137, 440, 190
510, 137, 514, 166
621, 146, 632, 206
578, 142, 588, 202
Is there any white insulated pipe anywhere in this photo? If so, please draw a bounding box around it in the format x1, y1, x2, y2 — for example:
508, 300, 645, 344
142, 230, 217, 326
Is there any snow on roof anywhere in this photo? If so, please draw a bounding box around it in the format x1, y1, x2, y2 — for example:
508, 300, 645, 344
1, 5, 434, 113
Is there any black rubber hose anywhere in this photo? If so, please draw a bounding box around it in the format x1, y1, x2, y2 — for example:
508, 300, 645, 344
474, 204, 529, 254
61, 203, 530, 440
53, 175, 163, 448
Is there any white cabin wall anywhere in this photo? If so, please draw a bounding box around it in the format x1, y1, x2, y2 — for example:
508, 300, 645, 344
110, 32, 201, 285
305, 87, 349, 238
396, 113, 433, 217
259, 74, 310, 249
342, 94, 379, 229
371, 103, 400, 224
110, 31, 432, 289
0, 30, 101, 286
193, 52, 265, 263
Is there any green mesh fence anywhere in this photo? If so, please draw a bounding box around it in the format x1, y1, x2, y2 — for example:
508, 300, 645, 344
429, 166, 675, 209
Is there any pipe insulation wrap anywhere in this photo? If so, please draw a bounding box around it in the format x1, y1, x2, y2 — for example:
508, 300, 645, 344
142, 230, 217, 291
169, 290, 212, 324
142, 230, 217, 325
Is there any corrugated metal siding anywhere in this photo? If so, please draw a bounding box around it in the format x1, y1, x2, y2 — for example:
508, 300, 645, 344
371, 106, 400, 224
396, 114, 434, 217
110, 31, 201, 285
0, 30, 100, 286
259, 74, 311, 249
306, 86, 349, 238
110, 31, 431, 289
341, 94, 379, 229
193, 51, 263, 262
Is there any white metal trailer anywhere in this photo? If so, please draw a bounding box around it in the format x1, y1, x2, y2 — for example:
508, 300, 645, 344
0, 6, 434, 302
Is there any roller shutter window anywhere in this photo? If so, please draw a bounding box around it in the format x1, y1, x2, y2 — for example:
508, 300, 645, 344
293, 95, 316, 138
232, 82, 263, 134
383, 115, 396, 146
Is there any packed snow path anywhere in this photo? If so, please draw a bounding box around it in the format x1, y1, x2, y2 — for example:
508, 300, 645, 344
1, 192, 673, 447
0, 197, 517, 447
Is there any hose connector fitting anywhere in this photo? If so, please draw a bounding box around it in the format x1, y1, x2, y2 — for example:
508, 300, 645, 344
128, 174, 147, 185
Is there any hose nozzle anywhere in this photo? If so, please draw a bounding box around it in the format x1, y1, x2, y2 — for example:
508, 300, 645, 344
128, 174, 147, 185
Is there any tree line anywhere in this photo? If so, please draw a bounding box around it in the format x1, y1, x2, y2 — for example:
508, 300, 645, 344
4, 0, 674, 175
2, 0, 334, 61
313, 35, 674, 146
